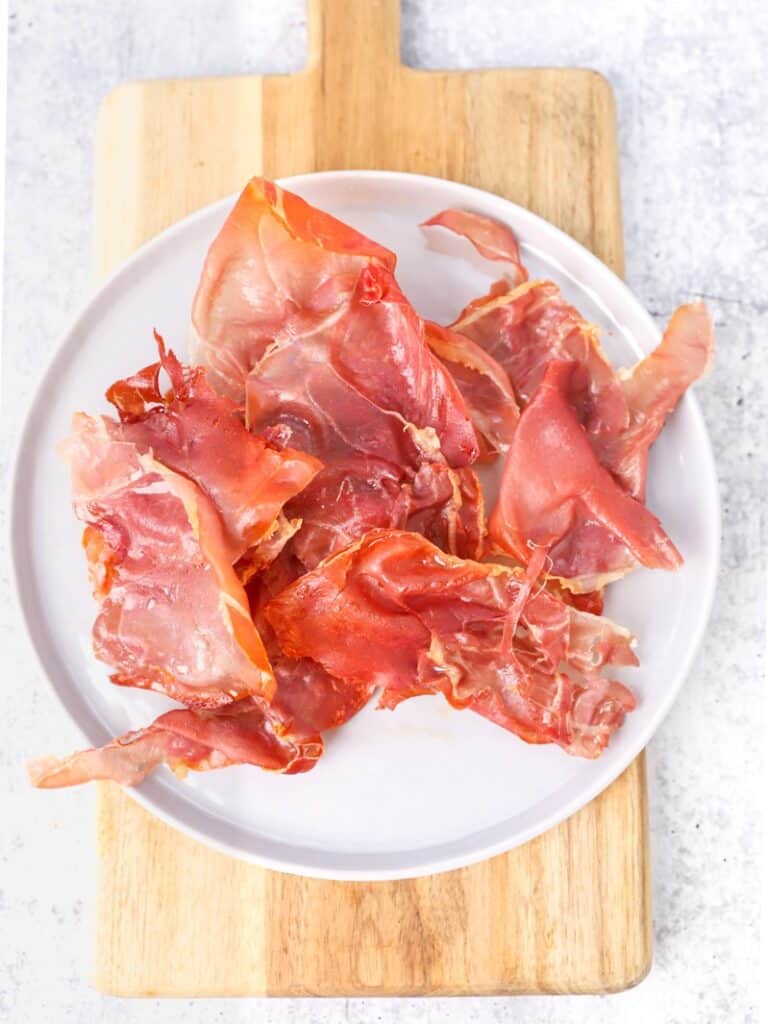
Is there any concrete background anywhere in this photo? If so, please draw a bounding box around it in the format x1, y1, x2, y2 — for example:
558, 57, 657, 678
2, 2, 765, 1021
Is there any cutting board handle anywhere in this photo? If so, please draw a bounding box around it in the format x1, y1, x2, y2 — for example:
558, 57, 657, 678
307, 0, 401, 73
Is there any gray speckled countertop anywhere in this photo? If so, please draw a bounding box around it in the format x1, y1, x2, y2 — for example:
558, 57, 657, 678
2, 2, 765, 1022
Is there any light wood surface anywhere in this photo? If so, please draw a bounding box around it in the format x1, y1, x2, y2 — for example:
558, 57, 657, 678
93, 0, 651, 996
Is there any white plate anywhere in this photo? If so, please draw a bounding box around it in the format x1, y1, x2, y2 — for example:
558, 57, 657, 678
10, 171, 720, 880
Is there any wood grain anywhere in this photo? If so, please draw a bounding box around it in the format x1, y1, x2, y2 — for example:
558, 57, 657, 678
93, 0, 651, 996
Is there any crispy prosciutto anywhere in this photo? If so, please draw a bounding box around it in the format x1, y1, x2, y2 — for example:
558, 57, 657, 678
63, 413, 275, 708
191, 177, 397, 402
488, 361, 682, 591
547, 580, 605, 617
245, 262, 478, 468
266, 530, 637, 758
29, 697, 322, 788
105, 337, 321, 567
592, 302, 714, 499
433, 213, 713, 491
270, 659, 374, 735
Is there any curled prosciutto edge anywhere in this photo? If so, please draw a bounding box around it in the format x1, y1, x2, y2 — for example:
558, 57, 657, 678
28, 698, 324, 788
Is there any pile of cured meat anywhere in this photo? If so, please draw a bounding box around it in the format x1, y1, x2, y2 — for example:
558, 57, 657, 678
30, 179, 713, 788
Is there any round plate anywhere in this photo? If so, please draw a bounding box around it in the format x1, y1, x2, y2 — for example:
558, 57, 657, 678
11, 171, 719, 880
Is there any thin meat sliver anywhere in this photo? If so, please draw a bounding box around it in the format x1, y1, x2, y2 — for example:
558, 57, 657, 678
422, 209, 529, 285
29, 697, 323, 787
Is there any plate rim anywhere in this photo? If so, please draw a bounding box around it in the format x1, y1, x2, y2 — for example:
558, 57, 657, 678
9, 169, 721, 880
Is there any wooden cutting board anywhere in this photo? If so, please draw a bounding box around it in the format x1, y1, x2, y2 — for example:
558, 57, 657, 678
93, 0, 651, 996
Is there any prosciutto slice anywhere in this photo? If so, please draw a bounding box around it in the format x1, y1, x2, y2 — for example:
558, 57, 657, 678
63, 414, 275, 708
105, 337, 321, 566
191, 177, 397, 402
29, 697, 322, 788
191, 179, 483, 567
488, 361, 682, 591
30, 554, 374, 791
247, 554, 376, 735
592, 302, 714, 499
245, 261, 483, 566
452, 279, 630, 441
266, 530, 637, 758
422, 209, 529, 286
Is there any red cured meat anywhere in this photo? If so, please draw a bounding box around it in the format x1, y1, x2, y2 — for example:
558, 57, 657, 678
424, 210, 627, 440
34, 189, 709, 790
245, 264, 477, 467
436, 216, 713, 501
248, 554, 376, 736
547, 580, 605, 617
105, 336, 321, 567
488, 361, 683, 591
29, 554, 373, 791
453, 279, 630, 441
592, 302, 714, 499
191, 177, 396, 402
245, 261, 483, 565
192, 179, 483, 566
28, 697, 322, 787
266, 530, 637, 759
63, 414, 275, 708
425, 321, 519, 459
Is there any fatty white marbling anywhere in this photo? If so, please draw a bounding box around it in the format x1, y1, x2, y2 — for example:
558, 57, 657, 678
1, 1, 763, 1021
